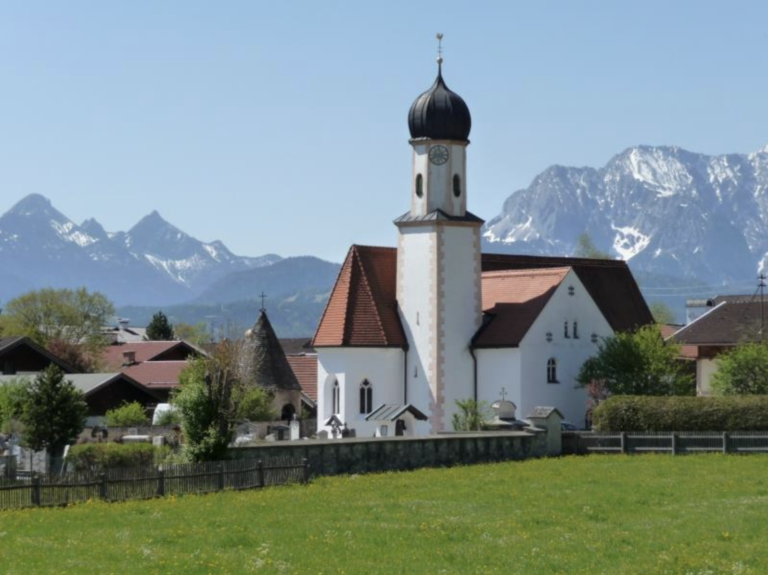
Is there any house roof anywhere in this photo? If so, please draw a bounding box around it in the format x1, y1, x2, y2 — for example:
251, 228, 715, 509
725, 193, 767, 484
279, 338, 315, 355
313, 245, 406, 348
672, 301, 768, 346
313, 246, 651, 348
102, 341, 202, 370
286, 354, 318, 401
243, 311, 302, 391
122, 361, 189, 389
0, 371, 158, 398
365, 404, 429, 421
0, 336, 76, 373
660, 324, 698, 359
472, 268, 571, 348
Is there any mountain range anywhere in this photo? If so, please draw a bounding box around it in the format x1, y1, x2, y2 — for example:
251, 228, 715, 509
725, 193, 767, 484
483, 144, 768, 317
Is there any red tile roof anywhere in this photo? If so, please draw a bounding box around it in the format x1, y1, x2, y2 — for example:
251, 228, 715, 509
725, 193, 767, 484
313, 245, 406, 348
286, 355, 318, 401
313, 245, 652, 348
473, 268, 570, 348
122, 361, 188, 389
660, 324, 698, 359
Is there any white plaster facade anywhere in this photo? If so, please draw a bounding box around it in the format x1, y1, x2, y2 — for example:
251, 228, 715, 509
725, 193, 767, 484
696, 358, 719, 396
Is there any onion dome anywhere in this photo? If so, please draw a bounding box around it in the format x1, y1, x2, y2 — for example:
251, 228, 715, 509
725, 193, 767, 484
408, 63, 471, 142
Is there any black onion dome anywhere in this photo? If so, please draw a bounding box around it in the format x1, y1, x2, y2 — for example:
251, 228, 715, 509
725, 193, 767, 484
408, 65, 471, 142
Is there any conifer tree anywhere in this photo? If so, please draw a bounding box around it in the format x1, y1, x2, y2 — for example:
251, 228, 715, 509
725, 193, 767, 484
146, 311, 175, 341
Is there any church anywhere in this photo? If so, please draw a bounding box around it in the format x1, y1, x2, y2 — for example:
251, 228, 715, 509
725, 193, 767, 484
312, 54, 652, 437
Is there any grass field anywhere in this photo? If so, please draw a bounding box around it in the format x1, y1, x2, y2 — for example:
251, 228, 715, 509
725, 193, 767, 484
1, 454, 767, 574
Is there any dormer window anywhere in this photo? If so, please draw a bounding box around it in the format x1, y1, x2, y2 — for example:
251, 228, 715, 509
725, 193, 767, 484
415, 174, 424, 198
453, 174, 462, 198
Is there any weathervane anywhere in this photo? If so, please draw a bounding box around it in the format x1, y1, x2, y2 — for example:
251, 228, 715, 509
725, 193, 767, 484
436, 33, 444, 66
259, 292, 267, 312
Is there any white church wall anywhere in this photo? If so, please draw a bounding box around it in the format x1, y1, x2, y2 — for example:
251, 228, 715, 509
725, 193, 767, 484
476, 348, 522, 417
439, 225, 481, 431
316, 348, 405, 437
518, 270, 614, 428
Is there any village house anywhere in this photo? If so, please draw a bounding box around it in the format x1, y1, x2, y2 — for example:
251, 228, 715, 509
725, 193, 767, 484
671, 296, 768, 395
0, 336, 75, 375
312, 61, 651, 437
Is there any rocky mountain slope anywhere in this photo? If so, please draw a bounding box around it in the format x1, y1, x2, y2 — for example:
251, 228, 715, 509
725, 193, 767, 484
483, 145, 768, 292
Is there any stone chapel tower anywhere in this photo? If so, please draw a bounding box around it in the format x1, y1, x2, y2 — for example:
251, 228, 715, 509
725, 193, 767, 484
395, 51, 483, 432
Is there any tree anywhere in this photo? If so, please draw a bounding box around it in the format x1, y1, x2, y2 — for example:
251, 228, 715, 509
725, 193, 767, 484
574, 232, 611, 260
173, 322, 211, 346
146, 311, 175, 341
577, 325, 694, 398
237, 386, 276, 422
1, 288, 114, 373
451, 399, 492, 431
105, 401, 150, 427
649, 301, 676, 325
711, 343, 768, 395
174, 340, 247, 462
0, 378, 27, 435
21, 365, 87, 458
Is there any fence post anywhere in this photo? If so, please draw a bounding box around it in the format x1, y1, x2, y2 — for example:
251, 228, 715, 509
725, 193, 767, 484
99, 473, 108, 500
722, 432, 729, 454
257, 460, 265, 487
31, 472, 41, 506
671, 433, 678, 456
302, 458, 309, 484
620, 432, 627, 454
217, 464, 225, 491
157, 467, 165, 497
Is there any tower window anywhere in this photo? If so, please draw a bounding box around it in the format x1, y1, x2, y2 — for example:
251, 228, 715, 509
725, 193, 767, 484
415, 174, 424, 198
547, 358, 559, 384
332, 380, 340, 415
359, 380, 373, 414
453, 174, 462, 198
564, 321, 570, 339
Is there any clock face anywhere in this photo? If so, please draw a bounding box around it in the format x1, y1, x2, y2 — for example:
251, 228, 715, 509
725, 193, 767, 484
429, 145, 449, 166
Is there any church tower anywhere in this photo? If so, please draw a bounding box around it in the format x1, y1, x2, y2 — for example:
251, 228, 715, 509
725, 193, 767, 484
396, 41, 483, 433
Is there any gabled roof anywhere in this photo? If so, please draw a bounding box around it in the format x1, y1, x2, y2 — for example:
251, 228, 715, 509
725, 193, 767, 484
481, 253, 652, 332
672, 301, 768, 346
0, 372, 160, 399
243, 311, 302, 391
0, 336, 76, 373
313, 245, 406, 348
122, 361, 188, 389
286, 354, 318, 400
102, 340, 203, 371
365, 404, 429, 421
660, 324, 698, 359
313, 246, 652, 348
472, 268, 571, 348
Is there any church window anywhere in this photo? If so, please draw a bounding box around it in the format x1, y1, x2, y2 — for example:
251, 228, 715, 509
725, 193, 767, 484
332, 380, 340, 414
415, 174, 424, 198
564, 321, 570, 338
573, 321, 579, 339
547, 358, 559, 384
359, 380, 373, 414
453, 174, 462, 197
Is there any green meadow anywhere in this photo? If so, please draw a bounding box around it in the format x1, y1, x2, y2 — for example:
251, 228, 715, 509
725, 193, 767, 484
1, 454, 767, 574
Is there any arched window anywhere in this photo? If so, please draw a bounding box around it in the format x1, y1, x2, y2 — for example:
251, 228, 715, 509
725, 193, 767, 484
564, 321, 570, 339
415, 174, 424, 198
547, 358, 558, 384
359, 379, 373, 414
332, 380, 340, 414
281, 403, 296, 421
453, 174, 462, 197
573, 321, 579, 339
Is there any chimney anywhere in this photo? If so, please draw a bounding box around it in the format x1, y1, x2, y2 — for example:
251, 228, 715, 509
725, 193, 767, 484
122, 350, 137, 366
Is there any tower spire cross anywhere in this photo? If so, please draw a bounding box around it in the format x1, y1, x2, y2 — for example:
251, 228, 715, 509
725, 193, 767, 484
259, 292, 267, 312
436, 32, 444, 67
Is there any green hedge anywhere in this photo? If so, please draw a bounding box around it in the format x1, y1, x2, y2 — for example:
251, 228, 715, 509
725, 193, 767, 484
593, 395, 768, 432
68, 443, 167, 472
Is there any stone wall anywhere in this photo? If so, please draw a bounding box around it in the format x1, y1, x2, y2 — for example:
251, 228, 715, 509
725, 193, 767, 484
232, 430, 547, 478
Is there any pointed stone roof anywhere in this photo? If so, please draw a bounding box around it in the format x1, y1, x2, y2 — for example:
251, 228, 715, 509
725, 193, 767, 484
244, 311, 302, 391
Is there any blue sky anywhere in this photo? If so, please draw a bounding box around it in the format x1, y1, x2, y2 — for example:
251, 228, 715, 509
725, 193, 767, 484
1, 1, 767, 262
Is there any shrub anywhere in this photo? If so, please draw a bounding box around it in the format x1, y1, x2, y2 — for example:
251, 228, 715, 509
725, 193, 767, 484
592, 395, 768, 432
154, 407, 182, 426
711, 343, 768, 395
67, 443, 167, 472
105, 401, 150, 427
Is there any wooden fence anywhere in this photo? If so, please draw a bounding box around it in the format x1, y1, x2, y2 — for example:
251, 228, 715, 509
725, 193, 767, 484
563, 431, 768, 455
0, 456, 308, 511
